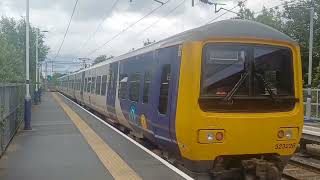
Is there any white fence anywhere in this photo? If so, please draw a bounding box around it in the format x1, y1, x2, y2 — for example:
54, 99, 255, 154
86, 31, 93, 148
303, 89, 320, 121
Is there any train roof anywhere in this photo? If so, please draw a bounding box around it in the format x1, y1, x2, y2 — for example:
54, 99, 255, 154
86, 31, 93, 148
58, 19, 296, 79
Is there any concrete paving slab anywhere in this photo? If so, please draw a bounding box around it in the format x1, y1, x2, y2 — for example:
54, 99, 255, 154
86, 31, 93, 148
59, 93, 186, 180
0, 93, 112, 180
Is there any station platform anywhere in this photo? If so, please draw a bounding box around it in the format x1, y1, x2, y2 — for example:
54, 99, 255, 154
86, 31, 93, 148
0, 92, 190, 180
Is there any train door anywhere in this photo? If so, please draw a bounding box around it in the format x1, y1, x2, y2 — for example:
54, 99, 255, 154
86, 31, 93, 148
80, 71, 85, 103
153, 47, 178, 147
106, 62, 118, 119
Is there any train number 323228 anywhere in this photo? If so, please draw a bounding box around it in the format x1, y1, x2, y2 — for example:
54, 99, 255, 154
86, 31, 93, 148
275, 143, 296, 150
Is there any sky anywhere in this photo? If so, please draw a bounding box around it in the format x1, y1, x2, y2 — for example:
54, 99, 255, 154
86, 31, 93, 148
0, 0, 282, 74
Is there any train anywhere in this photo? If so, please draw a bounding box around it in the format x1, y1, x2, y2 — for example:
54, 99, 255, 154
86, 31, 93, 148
56, 19, 304, 180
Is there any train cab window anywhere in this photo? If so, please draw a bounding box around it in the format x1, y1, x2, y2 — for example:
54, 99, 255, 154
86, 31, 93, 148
91, 77, 96, 94
87, 77, 91, 93
158, 64, 171, 114
84, 78, 88, 92
96, 76, 101, 95
200, 44, 295, 112
129, 73, 141, 102
143, 72, 151, 103
119, 74, 128, 99
101, 75, 107, 96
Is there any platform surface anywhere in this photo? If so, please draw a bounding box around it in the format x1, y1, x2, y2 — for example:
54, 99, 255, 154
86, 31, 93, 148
0, 92, 187, 180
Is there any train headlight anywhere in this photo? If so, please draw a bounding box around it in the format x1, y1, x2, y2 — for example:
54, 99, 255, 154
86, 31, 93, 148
277, 128, 298, 141
198, 130, 225, 144
277, 130, 284, 139
285, 130, 293, 139
207, 133, 214, 141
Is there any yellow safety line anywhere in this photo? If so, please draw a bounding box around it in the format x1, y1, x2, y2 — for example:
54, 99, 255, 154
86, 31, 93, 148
52, 93, 142, 180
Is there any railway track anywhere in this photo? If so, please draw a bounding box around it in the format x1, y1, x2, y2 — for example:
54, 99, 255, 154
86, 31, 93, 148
282, 156, 320, 180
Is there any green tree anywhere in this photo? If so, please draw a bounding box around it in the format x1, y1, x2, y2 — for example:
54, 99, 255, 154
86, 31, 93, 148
50, 73, 65, 86
92, 55, 113, 65
143, 39, 156, 46
0, 16, 49, 83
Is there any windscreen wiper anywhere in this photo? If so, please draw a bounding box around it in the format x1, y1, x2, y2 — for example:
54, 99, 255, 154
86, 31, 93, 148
224, 71, 248, 102
254, 72, 276, 101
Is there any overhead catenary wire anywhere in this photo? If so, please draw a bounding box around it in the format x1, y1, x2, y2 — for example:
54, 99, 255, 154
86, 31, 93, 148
55, 0, 79, 59
76, 0, 120, 53
205, 0, 297, 25
86, 0, 171, 57
135, 0, 186, 38
206, 0, 248, 24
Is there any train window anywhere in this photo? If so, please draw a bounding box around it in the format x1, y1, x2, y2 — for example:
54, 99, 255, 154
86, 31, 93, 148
143, 72, 151, 103
101, 75, 107, 96
254, 46, 294, 96
79, 79, 81, 90
108, 69, 113, 90
87, 77, 91, 93
119, 74, 128, 99
84, 78, 87, 92
200, 44, 295, 112
158, 64, 170, 114
91, 77, 96, 94
129, 73, 140, 102
96, 76, 101, 95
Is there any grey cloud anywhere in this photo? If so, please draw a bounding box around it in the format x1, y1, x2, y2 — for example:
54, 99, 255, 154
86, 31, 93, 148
1, 0, 247, 74
5, 0, 235, 21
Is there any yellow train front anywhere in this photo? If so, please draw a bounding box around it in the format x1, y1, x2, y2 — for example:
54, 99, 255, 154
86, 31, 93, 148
175, 20, 303, 179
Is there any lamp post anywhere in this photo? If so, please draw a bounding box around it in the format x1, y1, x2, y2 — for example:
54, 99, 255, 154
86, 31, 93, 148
35, 29, 48, 104
24, 0, 31, 130
35, 28, 39, 104
306, 0, 314, 121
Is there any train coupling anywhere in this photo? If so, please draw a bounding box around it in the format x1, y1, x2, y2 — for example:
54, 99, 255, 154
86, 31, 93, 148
242, 158, 280, 180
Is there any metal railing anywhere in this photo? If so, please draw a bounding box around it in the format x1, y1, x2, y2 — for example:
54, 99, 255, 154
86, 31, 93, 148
0, 83, 25, 156
303, 89, 320, 121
